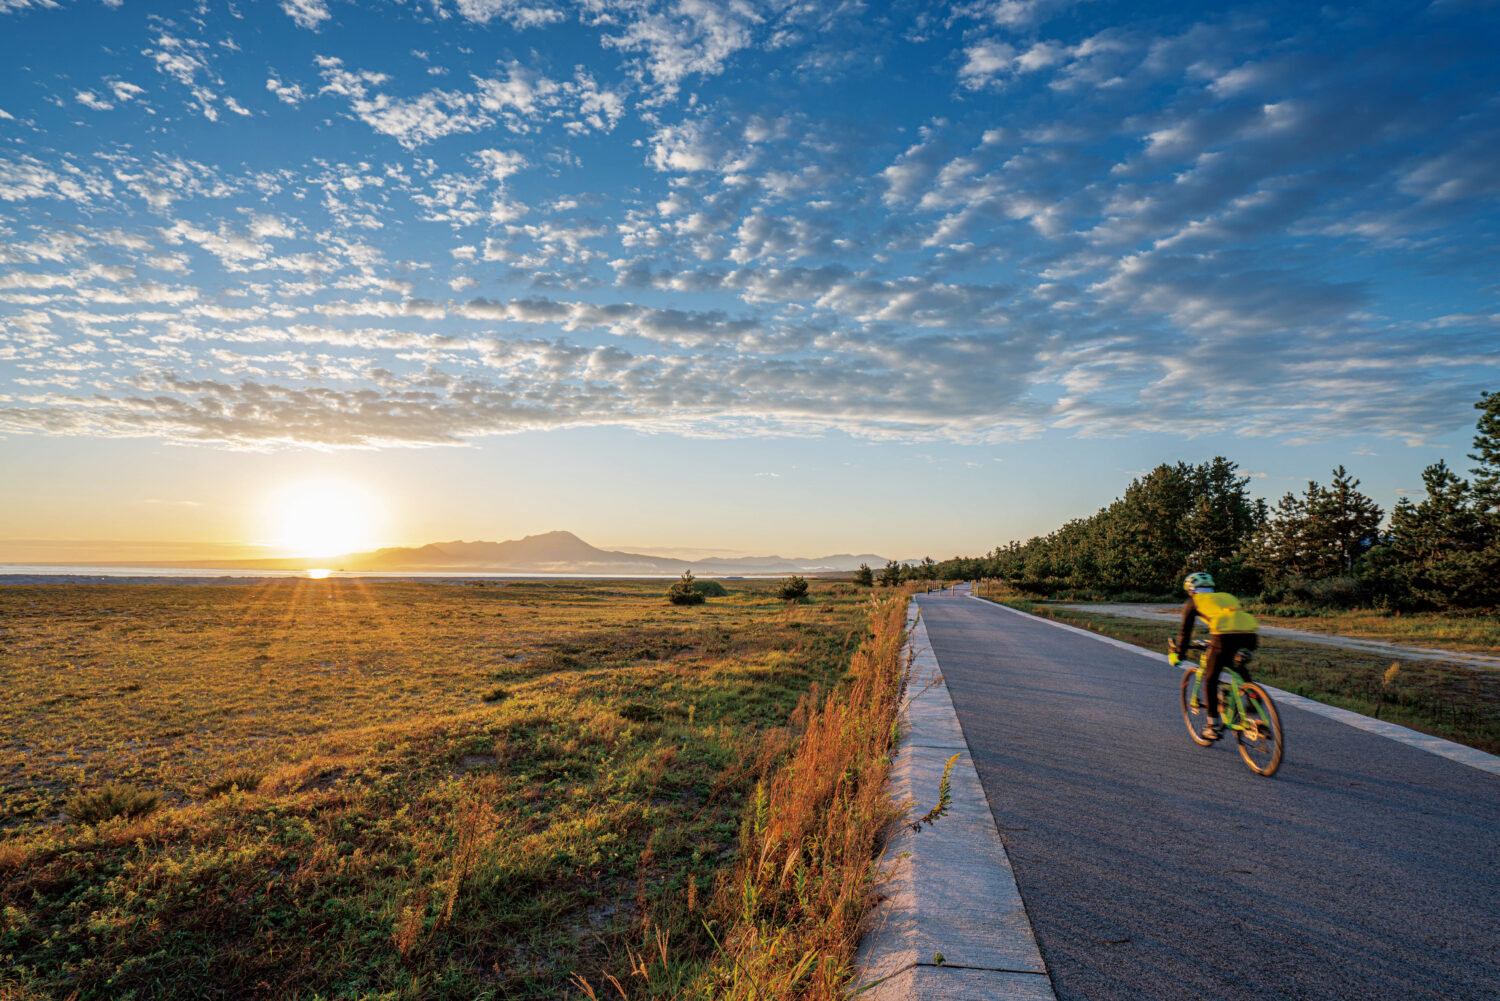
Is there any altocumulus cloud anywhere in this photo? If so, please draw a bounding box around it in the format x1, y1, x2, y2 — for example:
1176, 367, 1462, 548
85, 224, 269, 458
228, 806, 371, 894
0, 0, 1497, 450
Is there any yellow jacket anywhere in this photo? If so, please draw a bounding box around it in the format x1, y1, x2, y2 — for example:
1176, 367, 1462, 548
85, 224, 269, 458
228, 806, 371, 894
1190, 591, 1259, 635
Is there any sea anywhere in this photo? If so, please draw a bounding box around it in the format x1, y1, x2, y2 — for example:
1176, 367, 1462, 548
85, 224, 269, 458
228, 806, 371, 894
0, 565, 772, 583
0, 567, 687, 582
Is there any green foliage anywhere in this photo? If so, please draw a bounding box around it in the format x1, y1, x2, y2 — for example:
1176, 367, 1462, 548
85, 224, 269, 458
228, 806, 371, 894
1249, 466, 1383, 590
853, 563, 874, 587
776, 575, 810, 601
939, 391, 1500, 613
64, 784, 159, 824
694, 579, 730, 597
878, 560, 903, 587
667, 569, 707, 605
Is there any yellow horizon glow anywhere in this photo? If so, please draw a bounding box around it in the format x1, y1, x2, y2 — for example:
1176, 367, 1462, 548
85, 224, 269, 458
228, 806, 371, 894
258, 478, 385, 558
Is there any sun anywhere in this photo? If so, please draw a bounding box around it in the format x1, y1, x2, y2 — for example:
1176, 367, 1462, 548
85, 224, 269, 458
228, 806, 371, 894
261, 478, 384, 558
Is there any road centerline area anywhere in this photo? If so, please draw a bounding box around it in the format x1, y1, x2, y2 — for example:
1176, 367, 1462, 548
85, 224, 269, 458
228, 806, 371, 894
918, 591, 1500, 1001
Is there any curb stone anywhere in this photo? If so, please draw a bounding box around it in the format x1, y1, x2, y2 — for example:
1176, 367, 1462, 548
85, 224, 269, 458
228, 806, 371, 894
849, 601, 1057, 1001
972, 593, 1500, 778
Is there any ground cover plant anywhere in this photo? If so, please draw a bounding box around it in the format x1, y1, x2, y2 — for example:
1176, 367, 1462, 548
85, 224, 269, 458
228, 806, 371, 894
0, 577, 878, 999
983, 596, 1500, 755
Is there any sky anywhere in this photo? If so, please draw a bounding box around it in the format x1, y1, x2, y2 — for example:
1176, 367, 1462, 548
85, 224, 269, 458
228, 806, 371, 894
1, 0, 1498, 561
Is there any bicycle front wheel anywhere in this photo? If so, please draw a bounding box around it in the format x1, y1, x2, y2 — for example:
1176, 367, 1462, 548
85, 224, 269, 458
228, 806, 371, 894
1180, 669, 1214, 746
1236, 683, 1283, 776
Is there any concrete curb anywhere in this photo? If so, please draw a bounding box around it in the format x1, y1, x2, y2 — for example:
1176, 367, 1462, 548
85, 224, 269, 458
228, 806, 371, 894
972, 594, 1500, 778
849, 601, 1057, 1001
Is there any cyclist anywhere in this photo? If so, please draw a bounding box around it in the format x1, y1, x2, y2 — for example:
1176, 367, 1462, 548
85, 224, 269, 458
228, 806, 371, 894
1168, 571, 1259, 741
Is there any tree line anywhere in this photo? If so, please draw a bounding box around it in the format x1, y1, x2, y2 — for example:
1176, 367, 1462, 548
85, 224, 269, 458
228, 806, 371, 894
864, 392, 1500, 612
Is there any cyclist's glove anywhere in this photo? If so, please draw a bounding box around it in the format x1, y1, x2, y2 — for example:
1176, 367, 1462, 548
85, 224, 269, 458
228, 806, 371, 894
1168, 652, 1180, 667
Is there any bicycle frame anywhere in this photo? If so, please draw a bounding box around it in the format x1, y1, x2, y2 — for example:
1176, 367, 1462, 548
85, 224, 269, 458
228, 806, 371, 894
1187, 654, 1253, 730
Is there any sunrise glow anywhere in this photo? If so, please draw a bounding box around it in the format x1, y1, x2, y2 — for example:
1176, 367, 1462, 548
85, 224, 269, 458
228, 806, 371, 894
260, 480, 383, 558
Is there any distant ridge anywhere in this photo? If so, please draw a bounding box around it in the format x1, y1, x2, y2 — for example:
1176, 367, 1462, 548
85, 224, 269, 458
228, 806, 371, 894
107, 531, 890, 575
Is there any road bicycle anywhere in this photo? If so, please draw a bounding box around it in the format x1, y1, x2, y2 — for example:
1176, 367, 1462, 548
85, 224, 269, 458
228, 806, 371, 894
1175, 639, 1283, 776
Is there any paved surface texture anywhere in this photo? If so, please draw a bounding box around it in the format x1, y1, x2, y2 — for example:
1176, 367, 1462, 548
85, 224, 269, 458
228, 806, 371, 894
852, 611, 1055, 1000
1056, 602, 1500, 670
925, 591, 1500, 1001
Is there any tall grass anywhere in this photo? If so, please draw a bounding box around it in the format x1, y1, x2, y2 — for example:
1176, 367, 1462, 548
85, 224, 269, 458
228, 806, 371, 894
688, 591, 912, 999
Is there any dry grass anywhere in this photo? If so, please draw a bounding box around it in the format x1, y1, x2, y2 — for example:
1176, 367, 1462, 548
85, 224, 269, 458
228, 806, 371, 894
1242, 604, 1500, 653
687, 591, 912, 999
0, 578, 876, 999
988, 596, 1500, 755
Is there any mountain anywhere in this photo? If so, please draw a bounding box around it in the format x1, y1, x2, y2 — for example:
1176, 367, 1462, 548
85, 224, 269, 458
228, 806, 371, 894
79, 530, 891, 575
336, 531, 889, 575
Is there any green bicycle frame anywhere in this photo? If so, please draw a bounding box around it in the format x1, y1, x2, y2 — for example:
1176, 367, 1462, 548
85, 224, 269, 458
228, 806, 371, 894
1189, 654, 1253, 727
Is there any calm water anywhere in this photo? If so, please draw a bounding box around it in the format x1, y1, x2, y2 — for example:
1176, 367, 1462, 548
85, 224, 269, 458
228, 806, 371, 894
0, 564, 683, 582
0, 565, 768, 582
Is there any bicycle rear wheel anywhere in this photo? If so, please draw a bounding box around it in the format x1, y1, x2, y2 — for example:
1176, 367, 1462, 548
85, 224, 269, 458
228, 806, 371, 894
1180, 669, 1214, 746
1235, 683, 1283, 776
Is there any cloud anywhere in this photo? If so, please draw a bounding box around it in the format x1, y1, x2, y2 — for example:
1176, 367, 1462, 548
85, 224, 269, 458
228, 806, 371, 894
281, 0, 331, 31
106, 79, 146, 102
601, 0, 762, 102
314, 57, 600, 148
75, 89, 114, 111
452, 0, 564, 29
267, 75, 308, 105
959, 39, 1016, 89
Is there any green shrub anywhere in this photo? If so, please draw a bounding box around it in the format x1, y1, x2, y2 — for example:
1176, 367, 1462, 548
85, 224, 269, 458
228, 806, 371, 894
66, 784, 159, 824
667, 570, 706, 605
482, 687, 512, 703
694, 579, 729, 597
776, 575, 810, 601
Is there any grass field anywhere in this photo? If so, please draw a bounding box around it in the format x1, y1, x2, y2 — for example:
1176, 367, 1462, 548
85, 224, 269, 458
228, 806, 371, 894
1243, 604, 1500, 654
0, 578, 882, 1000
987, 597, 1500, 756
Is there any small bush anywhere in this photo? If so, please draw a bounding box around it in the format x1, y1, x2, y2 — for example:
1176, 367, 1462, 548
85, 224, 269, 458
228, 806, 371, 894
775, 575, 810, 601
482, 687, 511, 703
1260, 575, 1372, 610
205, 770, 264, 797
66, 784, 159, 824
694, 579, 729, 597
667, 570, 706, 605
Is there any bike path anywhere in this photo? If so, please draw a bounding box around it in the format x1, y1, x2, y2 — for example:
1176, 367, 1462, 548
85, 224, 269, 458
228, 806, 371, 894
916, 591, 1500, 1001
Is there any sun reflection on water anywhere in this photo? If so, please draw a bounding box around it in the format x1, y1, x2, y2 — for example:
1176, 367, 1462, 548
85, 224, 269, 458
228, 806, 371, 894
306, 568, 332, 580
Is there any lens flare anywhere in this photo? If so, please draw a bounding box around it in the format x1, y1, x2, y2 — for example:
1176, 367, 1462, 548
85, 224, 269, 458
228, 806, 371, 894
261, 479, 383, 558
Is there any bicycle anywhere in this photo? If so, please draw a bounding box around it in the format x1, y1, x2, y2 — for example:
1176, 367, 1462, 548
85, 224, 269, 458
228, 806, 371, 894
1175, 639, 1284, 776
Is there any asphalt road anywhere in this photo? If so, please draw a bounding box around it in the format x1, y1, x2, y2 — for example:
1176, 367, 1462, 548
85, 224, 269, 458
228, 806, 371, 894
915, 590, 1500, 1001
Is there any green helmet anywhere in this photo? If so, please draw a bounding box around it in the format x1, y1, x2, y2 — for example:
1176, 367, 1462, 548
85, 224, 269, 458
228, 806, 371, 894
1183, 571, 1215, 593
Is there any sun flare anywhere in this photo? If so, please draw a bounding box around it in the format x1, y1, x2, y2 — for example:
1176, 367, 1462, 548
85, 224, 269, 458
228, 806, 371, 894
261, 479, 383, 558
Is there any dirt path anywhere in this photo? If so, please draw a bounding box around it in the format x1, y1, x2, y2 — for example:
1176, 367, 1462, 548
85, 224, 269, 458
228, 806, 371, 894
1056, 603, 1500, 671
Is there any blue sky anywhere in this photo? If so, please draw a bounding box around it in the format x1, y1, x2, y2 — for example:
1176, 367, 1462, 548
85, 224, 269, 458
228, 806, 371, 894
1, 0, 1497, 559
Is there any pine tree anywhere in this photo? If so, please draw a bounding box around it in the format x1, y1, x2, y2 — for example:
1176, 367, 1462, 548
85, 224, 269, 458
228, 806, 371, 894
1301, 466, 1384, 576
1387, 461, 1498, 608
1248, 490, 1308, 584
1469, 390, 1500, 518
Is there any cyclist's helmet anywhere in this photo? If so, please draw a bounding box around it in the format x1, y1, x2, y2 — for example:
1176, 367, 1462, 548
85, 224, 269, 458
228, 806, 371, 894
1183, 571, 1215, 593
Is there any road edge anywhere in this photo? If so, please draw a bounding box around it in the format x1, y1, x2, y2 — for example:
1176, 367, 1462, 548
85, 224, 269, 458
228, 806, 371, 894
848, 599, 1058, 1001
971, 594, 1500, 778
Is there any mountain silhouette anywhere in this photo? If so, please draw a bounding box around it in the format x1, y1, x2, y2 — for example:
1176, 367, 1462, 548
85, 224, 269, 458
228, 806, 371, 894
339, 531, 887, 574
151, 530, 890, 574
